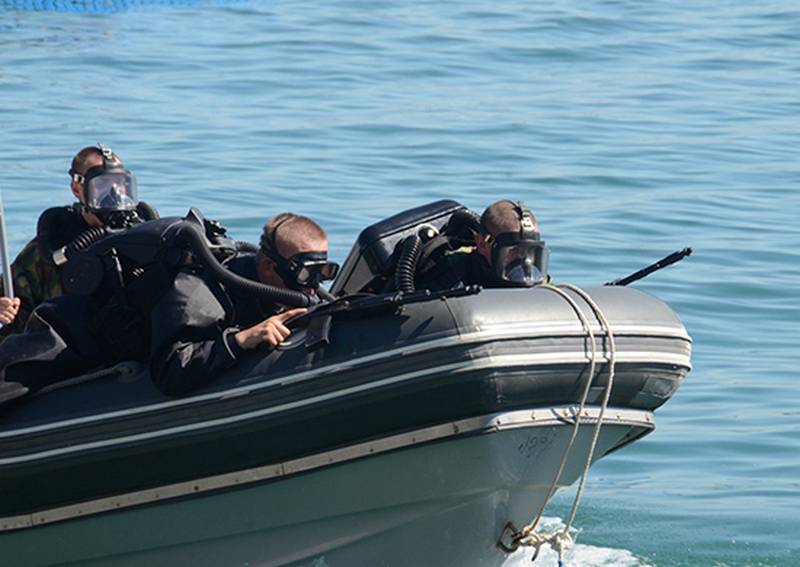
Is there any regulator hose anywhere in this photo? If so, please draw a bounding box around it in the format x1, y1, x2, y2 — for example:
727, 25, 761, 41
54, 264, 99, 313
235, 240, 259, 253
395, 234, 423, 293
137, 201, 160, 221
175, 223, 312, 307
52, 226, 109, 266
317, 286, 336, 302
444, 209, 482, 239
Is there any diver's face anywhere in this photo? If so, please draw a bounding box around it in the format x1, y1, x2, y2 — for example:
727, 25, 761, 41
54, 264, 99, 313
257, 237, 330, 296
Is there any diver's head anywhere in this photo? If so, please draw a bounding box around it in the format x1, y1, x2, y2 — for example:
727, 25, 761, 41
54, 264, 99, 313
69, 145, 139, 228
475, 200, 549, 287
257, 213, 339, 296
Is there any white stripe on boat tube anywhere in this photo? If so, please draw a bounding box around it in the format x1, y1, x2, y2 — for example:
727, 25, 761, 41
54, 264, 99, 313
0, 324, 690, 439
0, 350, 683, 463
0, 406, 654, 532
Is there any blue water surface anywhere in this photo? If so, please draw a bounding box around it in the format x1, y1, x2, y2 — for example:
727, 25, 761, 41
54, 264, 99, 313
1, 1, 798, 565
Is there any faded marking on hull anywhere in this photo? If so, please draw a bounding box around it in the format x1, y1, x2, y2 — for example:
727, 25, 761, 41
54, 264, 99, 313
516, 428, 558, 461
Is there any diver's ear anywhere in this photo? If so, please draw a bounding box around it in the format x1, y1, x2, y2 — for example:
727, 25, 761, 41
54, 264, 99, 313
70, 179, 84, 202
474, 233, 492, 262
256, 252, 278, 285
256, 252, 269, 278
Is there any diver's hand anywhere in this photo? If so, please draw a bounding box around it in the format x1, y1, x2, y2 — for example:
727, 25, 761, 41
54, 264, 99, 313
234, 308, 307, 350
0, 297, 20, 325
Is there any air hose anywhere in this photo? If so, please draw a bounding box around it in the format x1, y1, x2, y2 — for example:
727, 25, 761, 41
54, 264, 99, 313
395, 235, 423, 293
174, 223, 312, 308
52, 201, 161, 266
444, 209, 482, 239
52, 226, 109, 266
137, 201, 160, 221
235, 241, 259, 253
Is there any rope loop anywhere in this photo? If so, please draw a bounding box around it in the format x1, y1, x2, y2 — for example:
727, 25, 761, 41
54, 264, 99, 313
496, 282, 617, 566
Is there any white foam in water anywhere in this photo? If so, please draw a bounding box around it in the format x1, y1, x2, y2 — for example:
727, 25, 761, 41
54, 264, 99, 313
500, 517, 653, 567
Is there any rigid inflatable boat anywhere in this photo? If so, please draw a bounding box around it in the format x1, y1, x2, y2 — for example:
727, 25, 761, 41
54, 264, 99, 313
0, 201, 692, 567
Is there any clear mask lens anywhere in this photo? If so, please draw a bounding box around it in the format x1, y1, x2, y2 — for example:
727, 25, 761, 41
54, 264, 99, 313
85, 173, 138, 211
494, 242, 549, 286
294, 261, 340, 287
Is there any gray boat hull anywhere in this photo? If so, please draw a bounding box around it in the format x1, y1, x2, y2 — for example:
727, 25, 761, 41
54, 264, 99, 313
5, 406, 652, 567
0, 285, 690, 566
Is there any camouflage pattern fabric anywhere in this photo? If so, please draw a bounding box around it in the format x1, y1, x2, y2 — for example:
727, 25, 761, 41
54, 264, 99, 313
0, 238, 63, 339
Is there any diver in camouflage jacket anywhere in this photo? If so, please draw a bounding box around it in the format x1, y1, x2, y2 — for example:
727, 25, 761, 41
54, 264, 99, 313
0, 146, 157, 338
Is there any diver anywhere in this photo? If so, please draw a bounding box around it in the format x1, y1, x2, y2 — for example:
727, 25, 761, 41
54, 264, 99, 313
149, 212, 338, 396
418, 200, 550, 291
0, 210, 336, 404
0, 145, 158, 338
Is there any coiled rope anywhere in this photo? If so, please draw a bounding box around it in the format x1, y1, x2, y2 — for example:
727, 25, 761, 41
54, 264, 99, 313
501, 283, 617, 566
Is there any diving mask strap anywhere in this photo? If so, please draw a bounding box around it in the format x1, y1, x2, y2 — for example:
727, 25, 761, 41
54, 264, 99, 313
514, 201, 538, 240
97, 143, 116, 167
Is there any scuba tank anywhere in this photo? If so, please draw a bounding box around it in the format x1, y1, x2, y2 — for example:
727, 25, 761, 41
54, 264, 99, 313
50, 201, 159, 267
330, 200, 483, 296
59, 208, 314, 362
61, 208, 313, 308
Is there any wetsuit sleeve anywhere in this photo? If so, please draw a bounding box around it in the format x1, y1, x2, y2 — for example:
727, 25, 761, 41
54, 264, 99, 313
148, 271, 240, 396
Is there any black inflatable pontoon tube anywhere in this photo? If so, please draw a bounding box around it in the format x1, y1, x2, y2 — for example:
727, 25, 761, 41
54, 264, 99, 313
176, 223, 312, 308
395, 235, 423, 293
52, 227, 109, 266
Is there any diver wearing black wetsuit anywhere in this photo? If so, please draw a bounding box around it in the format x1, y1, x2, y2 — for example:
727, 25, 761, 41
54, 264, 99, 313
148, 213, 337, 397
148, 254, 281, 396
418, 200, 550, 292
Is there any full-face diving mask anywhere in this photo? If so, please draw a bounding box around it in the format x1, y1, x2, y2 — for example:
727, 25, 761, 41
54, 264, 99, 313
70, 145, 139, 228
484, 202, 549, 287
260, 216, 339, 291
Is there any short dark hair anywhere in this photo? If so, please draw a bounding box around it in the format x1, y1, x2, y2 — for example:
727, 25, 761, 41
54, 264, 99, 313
69, 146, 122, 176
260, 213, 327, 257
480, 200, 539, 236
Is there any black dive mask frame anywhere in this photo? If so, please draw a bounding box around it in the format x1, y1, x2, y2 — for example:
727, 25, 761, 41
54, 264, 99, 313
484, 201, 550, 287
260, 216, 339, 291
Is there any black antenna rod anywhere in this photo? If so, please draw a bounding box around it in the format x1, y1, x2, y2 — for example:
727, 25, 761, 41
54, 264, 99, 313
605, 247, 693, 286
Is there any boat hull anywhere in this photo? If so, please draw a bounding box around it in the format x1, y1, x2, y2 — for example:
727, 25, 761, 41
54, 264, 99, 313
4, 406, 652, 567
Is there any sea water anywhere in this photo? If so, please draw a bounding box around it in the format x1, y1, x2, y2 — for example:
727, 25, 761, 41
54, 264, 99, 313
0, 1, 798, 565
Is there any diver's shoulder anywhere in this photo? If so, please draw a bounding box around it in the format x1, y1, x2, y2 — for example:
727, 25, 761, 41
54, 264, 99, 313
35, 205, 88, 251
35, 205, 82, 235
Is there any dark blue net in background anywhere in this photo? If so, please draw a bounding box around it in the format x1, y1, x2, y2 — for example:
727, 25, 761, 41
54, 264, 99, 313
0, 0, 226, 12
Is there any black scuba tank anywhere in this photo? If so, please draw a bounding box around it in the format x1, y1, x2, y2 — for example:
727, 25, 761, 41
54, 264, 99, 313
50, 201, 160, 267
61, 208, 313, 308
331, 200, 482, 296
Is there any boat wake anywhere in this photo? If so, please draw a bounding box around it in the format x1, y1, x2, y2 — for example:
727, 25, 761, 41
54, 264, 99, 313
502, 517, 653, 567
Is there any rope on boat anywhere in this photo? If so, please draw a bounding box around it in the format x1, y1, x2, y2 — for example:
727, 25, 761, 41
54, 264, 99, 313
498, 283, 617, 565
